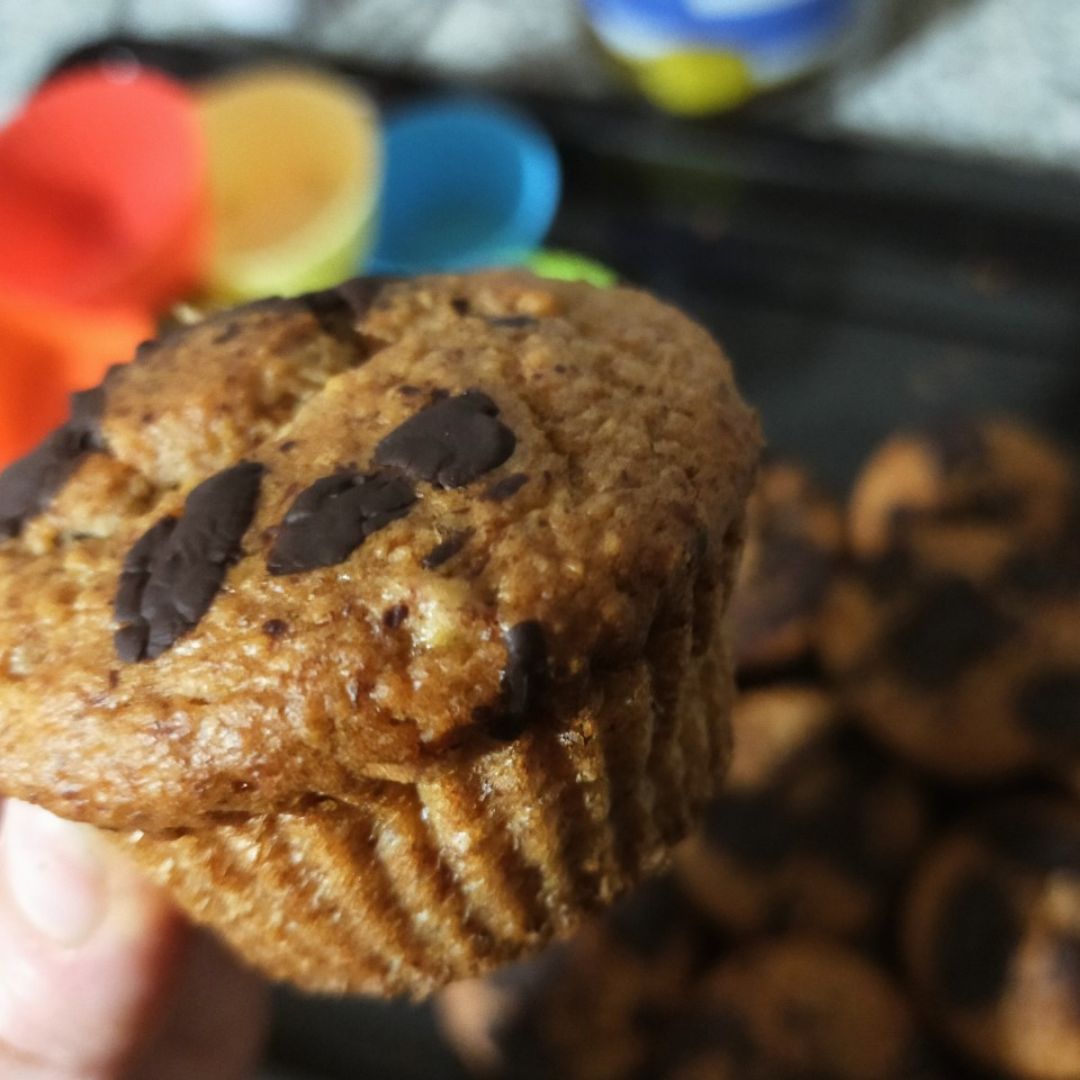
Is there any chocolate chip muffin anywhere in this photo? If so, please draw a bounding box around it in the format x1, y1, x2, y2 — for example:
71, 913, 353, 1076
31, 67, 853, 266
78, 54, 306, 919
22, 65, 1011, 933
0, 271, 760, 996
847, 418, 1074, 577
819, 539, 1080, 783
675, 686, 928, 942
729, 460, 844, 674
649, 937, 944, 1079
903, 800, 1080, 1080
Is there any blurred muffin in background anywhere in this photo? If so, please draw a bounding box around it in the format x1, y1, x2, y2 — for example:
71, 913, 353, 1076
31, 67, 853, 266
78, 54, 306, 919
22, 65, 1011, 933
647, 936, 946, 1080
847, 418, 1074, 576
676, 685, 928, 943
438, 873, 723, 1080
904, 799, 1080, 1080
821, 509, 1080, 785
730, 459, 844, 675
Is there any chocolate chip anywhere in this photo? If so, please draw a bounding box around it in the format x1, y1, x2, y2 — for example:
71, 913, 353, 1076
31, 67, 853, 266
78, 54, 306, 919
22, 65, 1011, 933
702, 793, 794, 869
501, 621, 548, 731
383, 603, 409, 629
802, 744, 903, 885
373, 390, 516, 489
936, 490, 1021, 523
450, 297, 469, 315
479, 621, 549, 741
887, 578, 1015, 689
648, 1005, 757, 1074
421, 529, 472, 570
978, 806, 1080, 874
115, 622, 150, 664
1048, 936, 1080, 1015
262, 618, 289, 638
924, 420, 989, 475
335, 276, 398, 319
934, 869, 1020, 1009
115, 462, 264, 661
483, 473, 529, 502
487, 315, 538, 329
0, 386, 107, 539
212, 321, 242, 345
299, 276, 396, 359
1003, 551, 1080, 594
115, 517, 177, 624
69, 385, 106, 429
267, 470, 415, 575
608, 874, 693, 958
1016, 671, 1080, 755
732, 531, 833, 664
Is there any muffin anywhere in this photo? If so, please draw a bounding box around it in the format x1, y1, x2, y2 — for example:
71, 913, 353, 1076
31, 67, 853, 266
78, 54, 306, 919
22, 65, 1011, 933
903, 799, 1080, 1080
729, 460, 844, 674
0, 271, 760, 996
675, 686, 928, 942
820, 535, 1080, 783
648, 936, 944, 1079
847, 418, 1074, 575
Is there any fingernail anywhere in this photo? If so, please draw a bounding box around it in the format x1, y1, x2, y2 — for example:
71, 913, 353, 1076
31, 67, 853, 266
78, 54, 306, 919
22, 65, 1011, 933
1, 801, 107, 946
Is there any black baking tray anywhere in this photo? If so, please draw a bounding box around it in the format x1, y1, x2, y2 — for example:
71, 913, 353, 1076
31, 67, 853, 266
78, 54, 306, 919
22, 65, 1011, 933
48, 35, 1080, 1079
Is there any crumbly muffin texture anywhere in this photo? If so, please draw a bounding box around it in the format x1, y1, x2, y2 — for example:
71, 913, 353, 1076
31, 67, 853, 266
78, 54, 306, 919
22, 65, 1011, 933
0, 271, 760, 994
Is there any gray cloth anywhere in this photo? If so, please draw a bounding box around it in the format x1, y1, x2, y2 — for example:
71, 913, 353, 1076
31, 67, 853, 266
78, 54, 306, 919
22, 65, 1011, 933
2, 0, 1079, 170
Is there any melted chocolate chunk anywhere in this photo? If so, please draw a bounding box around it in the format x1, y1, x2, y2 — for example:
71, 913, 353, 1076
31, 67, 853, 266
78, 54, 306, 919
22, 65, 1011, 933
1049, 936, 1080, 1013
647, 1006, 757, 1075
934, 869, 1020, 1009
268, 470, 415, 575
702, 793, 794, 869
262, 618, 289, 638
212, 321, 242, 345
450, 297, 469, 316
300, 276, 396, 358
421, 529, 472, 570
500, 621, 548, 730
732, 531, 833, 661
487, 315, 538, 329
383, 603, 409, 629
978, 806, 1080, 874
115, 462, 264, 661
479, 621, 549, 741
1016, 671, 1080, 755
608, 874, 695, 959
373, 390, 516, 489
805, 747, 901, 885
0, 385, 107, 539
335, 276, 398, 319
1003, 550, 1080, 594
925, 420, 990, 475
887, 578, 1015, 689
483, 472, 529, 502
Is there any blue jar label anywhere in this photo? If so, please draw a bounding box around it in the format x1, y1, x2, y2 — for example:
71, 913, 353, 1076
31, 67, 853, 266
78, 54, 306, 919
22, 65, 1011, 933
583, 0, 853, 49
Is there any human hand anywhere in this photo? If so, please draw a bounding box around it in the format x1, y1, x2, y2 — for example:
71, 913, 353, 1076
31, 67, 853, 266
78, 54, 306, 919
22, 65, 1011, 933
0, 799, 268, 1079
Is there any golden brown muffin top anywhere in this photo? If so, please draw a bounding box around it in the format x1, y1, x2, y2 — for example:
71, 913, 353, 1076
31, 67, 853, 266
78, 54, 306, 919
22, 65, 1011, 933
0, 271, 759, 830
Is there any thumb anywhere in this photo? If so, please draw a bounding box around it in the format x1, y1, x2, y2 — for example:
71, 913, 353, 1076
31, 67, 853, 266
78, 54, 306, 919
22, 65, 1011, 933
0, 799, 266, 1079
